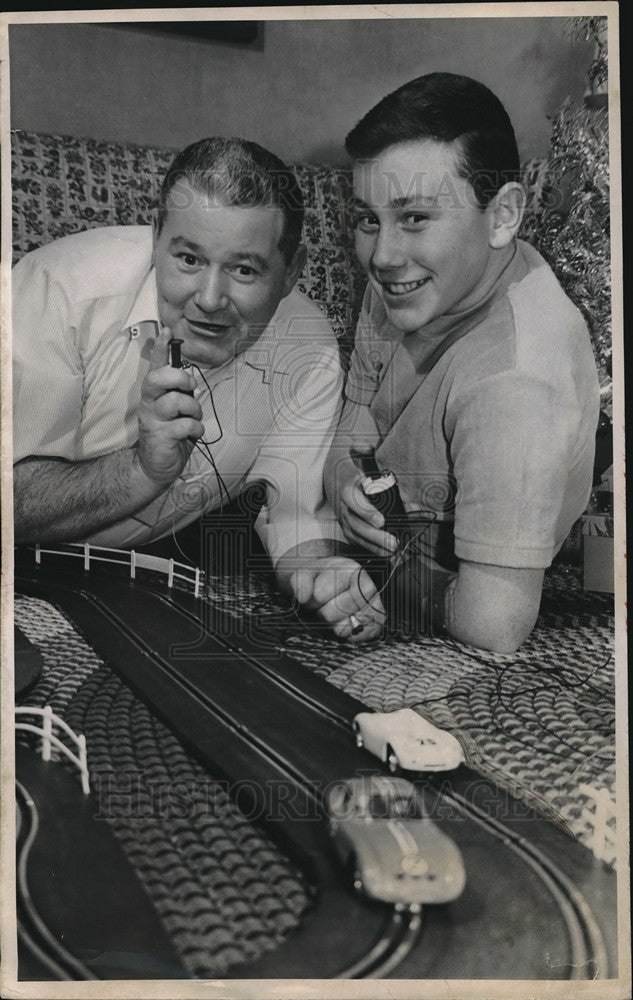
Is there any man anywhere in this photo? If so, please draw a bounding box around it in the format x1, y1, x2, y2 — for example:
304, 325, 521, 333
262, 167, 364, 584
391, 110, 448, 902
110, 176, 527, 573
325, 73, 599, 653
13, 136, 384, 641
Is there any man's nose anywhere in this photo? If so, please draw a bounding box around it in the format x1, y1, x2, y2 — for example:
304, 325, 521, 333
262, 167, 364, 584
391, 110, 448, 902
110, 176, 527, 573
371, 226, 407, 272
194, 269, 229, 313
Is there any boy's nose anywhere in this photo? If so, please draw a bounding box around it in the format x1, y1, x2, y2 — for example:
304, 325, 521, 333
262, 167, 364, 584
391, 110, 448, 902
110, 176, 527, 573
371, 226, 407, 271
195, 270, 230, 313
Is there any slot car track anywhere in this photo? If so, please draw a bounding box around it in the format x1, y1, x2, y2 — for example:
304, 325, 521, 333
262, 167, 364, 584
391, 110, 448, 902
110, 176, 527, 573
15, 753, 190, 982
15, 554, 618, 981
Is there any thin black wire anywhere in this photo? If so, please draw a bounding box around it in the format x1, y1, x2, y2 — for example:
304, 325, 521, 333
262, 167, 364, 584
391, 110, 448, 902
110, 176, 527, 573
169, 363, 233, 556
189, 363, 233, 507
189, 363, 225, 445
354, 515, 438, 621
350, 513, 614, 764
439, 645, 614, 764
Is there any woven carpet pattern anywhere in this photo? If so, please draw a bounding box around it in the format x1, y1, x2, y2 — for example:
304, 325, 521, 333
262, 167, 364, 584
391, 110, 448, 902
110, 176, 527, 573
14, 597, 309, 978
201, 564, 617, 864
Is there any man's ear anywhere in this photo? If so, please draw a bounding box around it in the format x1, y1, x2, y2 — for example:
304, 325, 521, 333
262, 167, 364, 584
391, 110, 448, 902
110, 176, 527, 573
282, 243, 307, 297
487, 182, 525, 249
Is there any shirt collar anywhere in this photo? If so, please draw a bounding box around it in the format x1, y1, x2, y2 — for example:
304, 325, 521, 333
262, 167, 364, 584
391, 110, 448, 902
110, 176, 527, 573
122, 267, 160, 332
402, 241, 526, 372
192, 295, 283, 379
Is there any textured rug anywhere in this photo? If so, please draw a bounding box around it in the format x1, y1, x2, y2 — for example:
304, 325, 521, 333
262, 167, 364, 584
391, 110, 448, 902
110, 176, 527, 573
196, 562, 617, 861
14, 562, 616, 977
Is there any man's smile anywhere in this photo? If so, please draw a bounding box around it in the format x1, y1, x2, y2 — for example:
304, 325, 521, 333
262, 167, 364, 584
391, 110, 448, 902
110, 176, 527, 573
185, 316, 233, 335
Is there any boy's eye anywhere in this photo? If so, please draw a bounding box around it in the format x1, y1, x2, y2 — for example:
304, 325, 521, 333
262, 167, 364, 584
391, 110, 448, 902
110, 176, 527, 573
403, 213, 429, 227
355, 213, 379, 232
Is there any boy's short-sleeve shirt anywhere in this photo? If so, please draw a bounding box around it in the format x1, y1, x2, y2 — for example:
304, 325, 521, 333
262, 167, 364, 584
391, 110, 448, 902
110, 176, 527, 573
345, 240, 600, 570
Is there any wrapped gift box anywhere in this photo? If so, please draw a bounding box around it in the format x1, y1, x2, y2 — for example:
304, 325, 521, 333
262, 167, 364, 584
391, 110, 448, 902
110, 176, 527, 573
581, 511, 614, 594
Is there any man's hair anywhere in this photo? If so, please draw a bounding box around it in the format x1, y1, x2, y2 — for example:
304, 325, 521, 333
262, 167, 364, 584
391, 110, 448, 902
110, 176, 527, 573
157, 137, 304, 263
345, 72, 520, 208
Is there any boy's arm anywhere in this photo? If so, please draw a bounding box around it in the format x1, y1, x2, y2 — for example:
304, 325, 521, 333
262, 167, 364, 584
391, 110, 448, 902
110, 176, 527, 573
438, 561, 544, 654
325, 401, 544, 653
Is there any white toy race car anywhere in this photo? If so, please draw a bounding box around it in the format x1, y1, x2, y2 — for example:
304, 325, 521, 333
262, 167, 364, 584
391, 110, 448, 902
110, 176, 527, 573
353, 708, 464, 773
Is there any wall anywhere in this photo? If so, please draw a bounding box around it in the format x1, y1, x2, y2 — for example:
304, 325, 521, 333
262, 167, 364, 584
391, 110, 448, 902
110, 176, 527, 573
8, 16, 594, 163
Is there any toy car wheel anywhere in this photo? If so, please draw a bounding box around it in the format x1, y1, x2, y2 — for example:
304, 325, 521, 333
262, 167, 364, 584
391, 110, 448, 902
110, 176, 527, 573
386, 744, 399, 773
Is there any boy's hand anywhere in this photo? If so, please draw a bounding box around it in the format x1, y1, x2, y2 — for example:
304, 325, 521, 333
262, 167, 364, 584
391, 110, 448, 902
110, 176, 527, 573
339, 476, 399, 558
137, 326, 205, 485
288, 556, 385, 642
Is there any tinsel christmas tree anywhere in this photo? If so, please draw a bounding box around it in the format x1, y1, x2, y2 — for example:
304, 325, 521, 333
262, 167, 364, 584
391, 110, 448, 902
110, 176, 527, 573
532, 17, 612, 419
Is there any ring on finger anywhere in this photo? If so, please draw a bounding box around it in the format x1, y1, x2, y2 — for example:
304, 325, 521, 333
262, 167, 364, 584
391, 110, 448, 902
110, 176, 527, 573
349, 613, 364, 635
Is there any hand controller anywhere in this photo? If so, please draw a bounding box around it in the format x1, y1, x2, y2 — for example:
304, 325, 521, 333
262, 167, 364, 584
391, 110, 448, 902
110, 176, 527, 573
168, 338, 194, 396
351, 447, 407, 534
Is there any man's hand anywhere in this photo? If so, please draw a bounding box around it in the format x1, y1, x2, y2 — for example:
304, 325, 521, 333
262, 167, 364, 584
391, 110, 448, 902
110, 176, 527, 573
287, 555, 386, 642
338, 475, 399, 558
137, 326, 205, 485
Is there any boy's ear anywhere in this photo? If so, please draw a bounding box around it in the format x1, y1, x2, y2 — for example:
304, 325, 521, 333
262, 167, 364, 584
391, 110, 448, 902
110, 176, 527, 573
282, 243, 307, 297
150, 210, 161, 264
487, 182, 525, 249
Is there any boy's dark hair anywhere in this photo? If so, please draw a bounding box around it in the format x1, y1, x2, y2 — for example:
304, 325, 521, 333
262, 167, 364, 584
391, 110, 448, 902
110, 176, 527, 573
345, 72, 520, 208
158, 137, 304, 264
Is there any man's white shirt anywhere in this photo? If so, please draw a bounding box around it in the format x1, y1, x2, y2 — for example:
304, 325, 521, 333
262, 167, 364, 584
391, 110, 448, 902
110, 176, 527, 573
13, 226, 345, 561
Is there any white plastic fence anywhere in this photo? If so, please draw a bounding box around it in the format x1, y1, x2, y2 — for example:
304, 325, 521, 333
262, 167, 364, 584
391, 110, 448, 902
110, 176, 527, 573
15, 705, 90, 794
34, 542, 203, 597
578, 783, 617, 866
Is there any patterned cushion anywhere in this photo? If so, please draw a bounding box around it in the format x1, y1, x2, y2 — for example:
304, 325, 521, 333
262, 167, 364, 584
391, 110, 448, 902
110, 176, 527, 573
11, 130, 175, 254
10, 129, 549, 361
10, 130, 367, 358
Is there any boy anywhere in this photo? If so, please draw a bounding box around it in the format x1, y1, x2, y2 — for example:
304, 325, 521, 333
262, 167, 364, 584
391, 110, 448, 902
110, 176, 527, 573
325, 73, 599, 652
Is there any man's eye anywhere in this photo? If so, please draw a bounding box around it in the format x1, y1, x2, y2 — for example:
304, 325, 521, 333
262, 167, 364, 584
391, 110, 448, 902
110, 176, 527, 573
232, 265, 257, 279
177, 253, 199, 267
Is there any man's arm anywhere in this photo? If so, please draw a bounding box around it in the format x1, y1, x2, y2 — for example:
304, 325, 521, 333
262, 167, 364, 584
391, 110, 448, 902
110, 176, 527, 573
246, 329, 386, 642
15, 451, 158, 545
14, 327, 204, 544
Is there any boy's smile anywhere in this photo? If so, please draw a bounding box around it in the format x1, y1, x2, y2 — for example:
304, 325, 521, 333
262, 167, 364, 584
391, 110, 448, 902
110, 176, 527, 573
352, 139, 506, 333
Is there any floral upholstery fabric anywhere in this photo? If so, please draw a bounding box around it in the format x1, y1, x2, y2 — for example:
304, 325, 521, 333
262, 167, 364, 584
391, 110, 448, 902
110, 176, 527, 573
10, 130, 368, 360
11, 131, 175, 254
10, 129, 549, 363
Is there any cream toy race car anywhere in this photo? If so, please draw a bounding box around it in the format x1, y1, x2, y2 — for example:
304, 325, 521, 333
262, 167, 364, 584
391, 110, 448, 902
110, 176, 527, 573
353, 708, 464, 773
